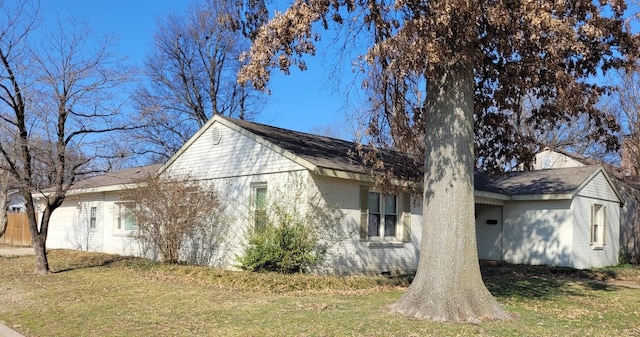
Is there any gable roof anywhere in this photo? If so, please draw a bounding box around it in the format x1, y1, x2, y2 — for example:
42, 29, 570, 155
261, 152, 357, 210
161, 115, 420, 182
475, 165, 621, 201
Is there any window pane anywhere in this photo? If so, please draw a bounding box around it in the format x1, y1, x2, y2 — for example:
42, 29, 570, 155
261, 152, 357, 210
123, 206, 137, 231
384, 195, 397, 215
90, 207, 97, 228
368, 214, 380, 236
384, 215, 397, 236
256, 187, 267, 210
368, 192, 380, 213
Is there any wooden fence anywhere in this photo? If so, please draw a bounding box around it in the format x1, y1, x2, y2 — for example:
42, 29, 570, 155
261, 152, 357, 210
0, 213, 31, 246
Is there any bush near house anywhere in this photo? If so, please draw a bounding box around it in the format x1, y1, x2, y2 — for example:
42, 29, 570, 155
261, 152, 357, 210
238, 218, 323, 273
120, 174, 222, 264
237, 176, 343, 274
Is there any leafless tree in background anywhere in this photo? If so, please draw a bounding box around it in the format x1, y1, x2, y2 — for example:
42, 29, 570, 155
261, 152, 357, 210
0, 0, 134, 274
133, 0, 266, 162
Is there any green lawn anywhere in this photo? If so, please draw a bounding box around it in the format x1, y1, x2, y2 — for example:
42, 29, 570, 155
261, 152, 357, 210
1, 250, 639, 337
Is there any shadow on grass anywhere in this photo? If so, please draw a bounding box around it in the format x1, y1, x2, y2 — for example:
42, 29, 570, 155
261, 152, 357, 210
52, 255, 137, 274
481, 264, 618, 300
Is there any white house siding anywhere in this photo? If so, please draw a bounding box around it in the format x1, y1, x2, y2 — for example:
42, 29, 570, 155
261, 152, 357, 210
569, 171, 621, 269
201, 171, 315, 269
310, 175, 421, 275
502, 200, 574, 267
571, 197, 620, 269
162, 119, 315, 268
534, 149, 586, 169
47, 193, 104, 252
577, 173, 620, 202
475, 204, 503, 261
99, 192, 145, 257
166, 120, 305, 180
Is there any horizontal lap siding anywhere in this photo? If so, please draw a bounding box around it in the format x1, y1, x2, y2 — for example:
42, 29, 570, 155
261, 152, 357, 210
311, 175, 421, 275
47, 194, 104, 252
502, 200, 574, 267
168, 121, 305, 179
100, 192, 143, 257
571, 196, 620, 269
577, 173, 620, 202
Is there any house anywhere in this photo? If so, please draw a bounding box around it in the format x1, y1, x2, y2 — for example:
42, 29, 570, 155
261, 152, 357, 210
534, 147, 640, 264
475, 165, 621, 269
42, 116, 623, 273
6, 189, 26, 213
41, 165, 162, 255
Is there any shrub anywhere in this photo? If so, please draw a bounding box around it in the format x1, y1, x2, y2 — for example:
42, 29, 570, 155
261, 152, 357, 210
238, 217, 323, 274
237, 174, 342, 273
120, 174, 221, 264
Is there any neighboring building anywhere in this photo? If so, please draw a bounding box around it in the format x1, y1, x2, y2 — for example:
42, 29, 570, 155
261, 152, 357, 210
534, 147, 640, 264
476, 166, 621, 269
6, 189, 26, 213
42, 117, 623, 273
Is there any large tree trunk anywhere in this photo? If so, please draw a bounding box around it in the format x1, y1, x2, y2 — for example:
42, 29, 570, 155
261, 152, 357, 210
389, 62, 509, 322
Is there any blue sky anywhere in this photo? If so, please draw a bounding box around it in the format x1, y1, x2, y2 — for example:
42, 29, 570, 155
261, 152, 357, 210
37, 0, 640, 142
39, 0, 348, 135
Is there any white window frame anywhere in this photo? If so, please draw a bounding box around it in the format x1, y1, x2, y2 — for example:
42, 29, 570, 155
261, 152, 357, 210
251, 183, 268, 231
89, 206, 97, 229
590, 203, 606, 249
114, 202, 137, 235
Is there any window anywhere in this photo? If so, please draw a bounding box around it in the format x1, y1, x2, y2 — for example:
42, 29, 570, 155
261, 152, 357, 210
360, 186, 411, 242
367, 192, 397, 237
89, 207, 97, 229
253, 184, 267, 231
115, 203, 137, 232
542, 154, 552, 169
590, 204, 606, 248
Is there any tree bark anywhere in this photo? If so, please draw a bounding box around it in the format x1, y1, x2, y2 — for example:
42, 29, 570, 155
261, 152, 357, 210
24, 191, 51, 274
0, 173, 8, 237
389, 62, 509, 322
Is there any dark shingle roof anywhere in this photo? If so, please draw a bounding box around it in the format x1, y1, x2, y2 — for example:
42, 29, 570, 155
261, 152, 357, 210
475, 165, 601, 196
70, 164, 162, 190
225, 117, 420, 178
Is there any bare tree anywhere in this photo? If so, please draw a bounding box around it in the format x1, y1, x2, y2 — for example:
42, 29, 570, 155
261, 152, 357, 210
0, 167, 8, 237
617, 71, 640, 174
612, 70, 640, 264
119, 174, 221, 264
133, 0, 266, 162
238, 0, 638, 322
0, 1, 133, 274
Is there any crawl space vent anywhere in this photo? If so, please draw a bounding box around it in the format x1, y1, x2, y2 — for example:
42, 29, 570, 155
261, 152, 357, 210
211, 126, 221, 145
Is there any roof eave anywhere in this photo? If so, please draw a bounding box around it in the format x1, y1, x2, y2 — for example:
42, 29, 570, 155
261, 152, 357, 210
474, 190, 510, 201
511, 193, 574, 201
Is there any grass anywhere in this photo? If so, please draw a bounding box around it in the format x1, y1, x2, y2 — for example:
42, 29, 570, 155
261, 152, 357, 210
1, 250, 640, 337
